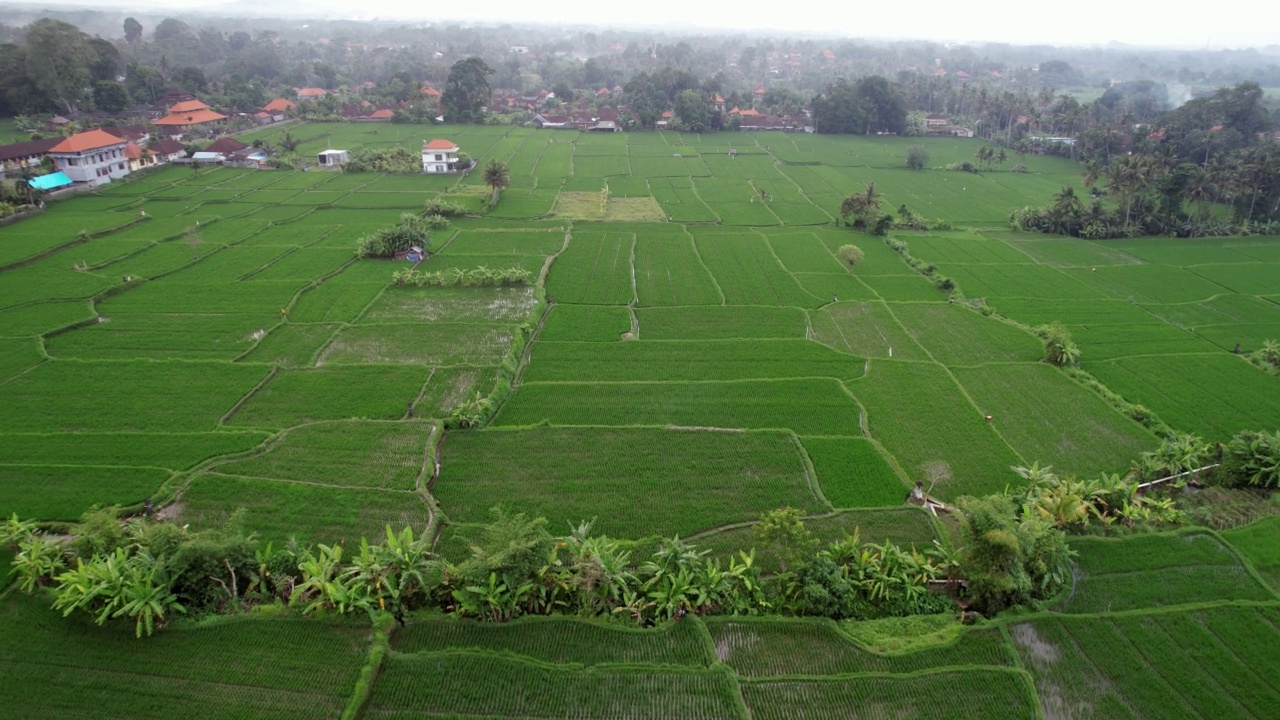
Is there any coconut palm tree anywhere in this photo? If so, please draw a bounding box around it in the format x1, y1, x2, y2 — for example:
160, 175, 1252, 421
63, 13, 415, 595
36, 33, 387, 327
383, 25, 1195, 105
482, 160, 509, 208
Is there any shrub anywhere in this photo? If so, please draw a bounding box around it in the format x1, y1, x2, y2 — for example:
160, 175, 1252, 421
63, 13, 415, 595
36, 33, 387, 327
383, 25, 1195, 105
906, 144, 928, 170
1219, 430, 1280, 488
356, 213, 432, 258
424, 198, 468, 217
345, 146, 420, 173
1035, 323, 1080, 367
835, 244, 864, 269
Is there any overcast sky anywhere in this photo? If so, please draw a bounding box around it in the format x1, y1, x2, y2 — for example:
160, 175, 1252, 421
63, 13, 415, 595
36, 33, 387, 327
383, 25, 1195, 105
24, 0, 1280, 49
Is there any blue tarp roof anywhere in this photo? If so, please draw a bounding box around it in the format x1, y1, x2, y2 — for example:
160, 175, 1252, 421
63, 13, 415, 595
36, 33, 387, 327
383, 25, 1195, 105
28, 172, 73, 190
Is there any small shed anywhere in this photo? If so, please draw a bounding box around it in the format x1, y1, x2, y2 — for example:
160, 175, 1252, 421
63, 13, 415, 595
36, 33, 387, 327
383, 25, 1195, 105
317, 149, 349, 167
28, 172, 73, 191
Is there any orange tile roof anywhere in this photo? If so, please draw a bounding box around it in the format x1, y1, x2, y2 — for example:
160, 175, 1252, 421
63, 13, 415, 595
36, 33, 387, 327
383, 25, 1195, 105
168, 99, 210, 113
153, 108, 228, 126
263, 98, 297, 112
124, 142, 149, 159
49, 129, 126, 153
420, 87, 441, 97
297, 87, 327, 97
369, 109, 394, 119
424, 139, 457, 150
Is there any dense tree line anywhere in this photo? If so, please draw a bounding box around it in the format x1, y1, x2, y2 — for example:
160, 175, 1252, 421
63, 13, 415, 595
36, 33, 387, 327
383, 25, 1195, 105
1013, 82, 1279, 238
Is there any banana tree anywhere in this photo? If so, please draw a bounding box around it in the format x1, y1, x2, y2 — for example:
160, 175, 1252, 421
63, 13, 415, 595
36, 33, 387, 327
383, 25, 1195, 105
114, 552, 185, 638
11, 534, 66, 592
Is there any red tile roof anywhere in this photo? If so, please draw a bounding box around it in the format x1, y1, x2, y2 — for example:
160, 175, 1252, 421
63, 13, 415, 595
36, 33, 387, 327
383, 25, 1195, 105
297, 88, 328, 97
263, 98, 296, 112
168, 99, 210, 113
420, 87, 441, 97
49, 129, 126, 153
368, 109, 394, 119
205, 137, 248, 154
153, 108, 228, 126
424, 139, 458, 150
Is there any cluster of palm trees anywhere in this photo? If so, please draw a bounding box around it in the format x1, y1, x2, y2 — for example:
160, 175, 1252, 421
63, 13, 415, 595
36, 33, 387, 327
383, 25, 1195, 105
1014, 142, 1280, 239
1014, 463, 1182, 532
972, 145, 1007, 171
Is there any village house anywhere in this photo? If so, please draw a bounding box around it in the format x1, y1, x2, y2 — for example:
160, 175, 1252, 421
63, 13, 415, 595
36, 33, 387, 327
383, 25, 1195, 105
532, 114, 571, 129
422, 139, 459, 173
297, 88, 328, 101
48, 129, 130, 187
147, 139, 187, 164
0, 138, 61, 172
153, 99, 228, 135
261, 98, 297, 123
123, 142, 157, 172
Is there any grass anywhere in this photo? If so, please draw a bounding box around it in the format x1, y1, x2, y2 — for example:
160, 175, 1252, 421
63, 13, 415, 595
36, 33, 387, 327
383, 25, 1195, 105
0, 592, 369, 720
180, 473, 428, 544
211, 420, 434, 491
1013, 607, 1280, 720
3, 124, 1280, 718
1224, 516, 1280, 591
852, 360, 1025, 499
801, 436, 907, 507
435, 427, 823, 538
1059, 531, 1276, 613
707, 617, 1014, 676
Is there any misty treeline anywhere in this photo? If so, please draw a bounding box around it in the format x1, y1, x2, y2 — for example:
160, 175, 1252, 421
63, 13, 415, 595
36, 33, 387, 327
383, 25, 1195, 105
3, 8, 1280, 119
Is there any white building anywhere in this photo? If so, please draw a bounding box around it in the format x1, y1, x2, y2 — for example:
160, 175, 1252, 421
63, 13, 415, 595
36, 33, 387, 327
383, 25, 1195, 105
317, 149, 349, 167
422, 139, 459, 173
48, 129, 130, 187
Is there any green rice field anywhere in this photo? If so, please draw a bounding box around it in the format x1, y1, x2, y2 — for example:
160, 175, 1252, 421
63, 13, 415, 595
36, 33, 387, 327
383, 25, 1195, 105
2, 122, 1279, 718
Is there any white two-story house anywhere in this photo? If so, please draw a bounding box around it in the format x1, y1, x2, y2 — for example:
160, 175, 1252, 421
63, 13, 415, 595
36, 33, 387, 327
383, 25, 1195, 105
49, 130, 130, 187
422, 139, 460, 173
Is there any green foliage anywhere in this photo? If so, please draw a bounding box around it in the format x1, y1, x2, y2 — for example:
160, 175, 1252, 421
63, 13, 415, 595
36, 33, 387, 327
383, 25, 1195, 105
424, 198, 468, 217
1035, 322, 1081, 367
1220, 429, 1280, 488
834, 244, 864, 269
956, 494, 1073, 615
343, 146, 419, 173
906, 144, 928, 170
442, 57, 493, 124
781, 529, 950, 621
355, 213, 432, 258
753, 507, 818, 573
812, 76, 907, 135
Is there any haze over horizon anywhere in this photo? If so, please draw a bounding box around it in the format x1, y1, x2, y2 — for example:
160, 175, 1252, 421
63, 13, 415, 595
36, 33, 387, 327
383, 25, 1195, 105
10, 0, 1279, 50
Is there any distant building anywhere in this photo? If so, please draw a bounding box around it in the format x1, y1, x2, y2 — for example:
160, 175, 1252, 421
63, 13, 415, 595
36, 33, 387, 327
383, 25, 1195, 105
297, 88, 328, 101
153, 99, 228, 133
48, 129, 130, 187
422, 139, 459, 173
317, 149, 349, 166
0, 137, 60, 172
123, 142, 158, 172
147, 139, 187, 164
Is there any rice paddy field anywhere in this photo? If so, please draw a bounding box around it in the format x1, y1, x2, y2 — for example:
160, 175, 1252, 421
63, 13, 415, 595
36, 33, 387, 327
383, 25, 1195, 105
2, 122, 1279, 718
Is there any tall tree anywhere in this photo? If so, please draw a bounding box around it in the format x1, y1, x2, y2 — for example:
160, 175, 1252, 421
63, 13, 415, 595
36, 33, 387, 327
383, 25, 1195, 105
483, 160, 509, 207
24, 19, 97, 114
123, 17, 143, 45
441, 57, 493, 124
93, 81, 129, 112
87, 38, 120, 83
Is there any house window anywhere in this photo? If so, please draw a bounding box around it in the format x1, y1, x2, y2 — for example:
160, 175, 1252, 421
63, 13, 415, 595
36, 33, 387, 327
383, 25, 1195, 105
435, 154, 443, 161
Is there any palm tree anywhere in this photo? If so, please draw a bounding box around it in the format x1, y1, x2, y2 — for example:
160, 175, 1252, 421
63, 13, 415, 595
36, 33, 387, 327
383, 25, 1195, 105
1081, 158, 1104, 190
483, 160, 509, 208
1050, 186, 1084, 234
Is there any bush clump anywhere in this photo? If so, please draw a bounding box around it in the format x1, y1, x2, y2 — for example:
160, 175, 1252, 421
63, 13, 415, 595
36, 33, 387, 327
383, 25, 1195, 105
356, 213, 432, 258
